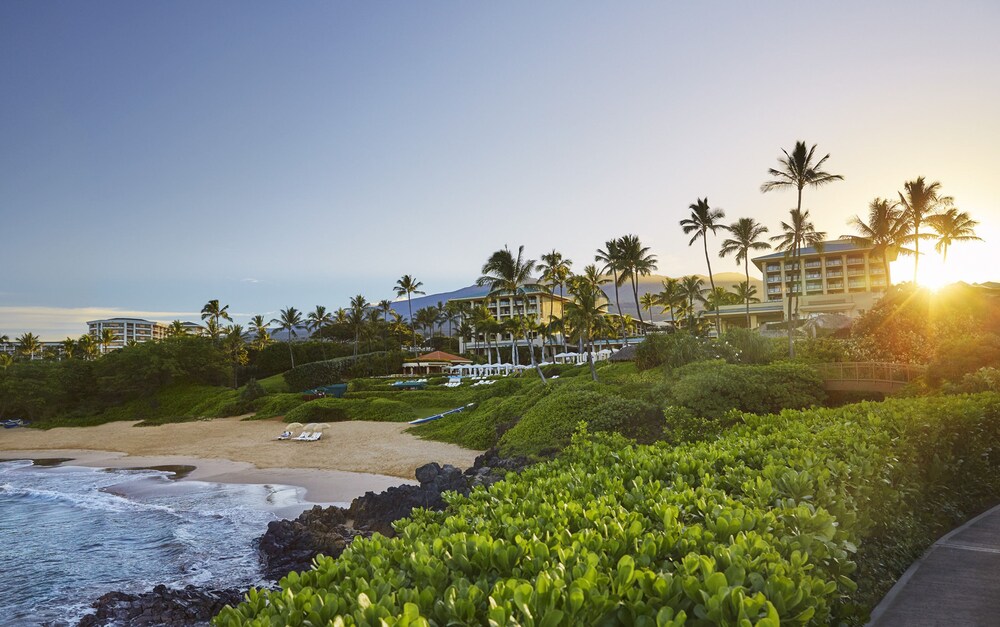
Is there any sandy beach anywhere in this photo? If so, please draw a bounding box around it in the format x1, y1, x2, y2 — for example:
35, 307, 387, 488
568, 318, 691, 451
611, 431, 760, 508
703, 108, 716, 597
0, 417, 482, 503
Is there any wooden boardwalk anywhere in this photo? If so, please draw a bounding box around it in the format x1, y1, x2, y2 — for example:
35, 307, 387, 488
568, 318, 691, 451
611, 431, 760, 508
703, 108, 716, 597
868, 502, 1000, 626
815, 362, 926, 394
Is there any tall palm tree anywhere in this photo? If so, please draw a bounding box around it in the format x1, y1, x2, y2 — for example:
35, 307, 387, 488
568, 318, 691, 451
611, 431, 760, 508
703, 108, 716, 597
223, 325, 249, 388
97, 328, 118, 355
564, 276, 609, 381
640, 293, 658, 324
166, 320, 188, 338
617, 234, 658, 330
771, 209, 826, 357
841, 198, 911, 285
657, 277, 684, 328
538, 249, 573, 352
306, 306, 333, 337
78, 334, 99, 360
680, 198, 726, 334
16, 332, 43, 361
0, 354, 12, 370
348, 295, 369, 357
200, 300, 232, 340
761, 141, 844, 214
271, 307, 304, 369
927, 207, 982, 264
248, 315, 272, 351
393, 275, 425, 350
61, 337, 77, 360
734, 281, 760, 315
377, 299, 394, 323
898, 177, 953, 283
719, 217, 771, 328
680, 275, 706, 332
703, 287, 740, 312
595, 239, 629, 344
476, 245, 547, 383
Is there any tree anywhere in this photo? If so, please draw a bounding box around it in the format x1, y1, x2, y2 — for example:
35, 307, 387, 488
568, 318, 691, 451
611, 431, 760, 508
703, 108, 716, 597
200, 300, 232, 340
640, 293, 658, 324
595, 239, 629, 344
348, 295, 370, 357
16, 332, 43, 361
306, 306, 333, 336
166, 320, 188, 338
680, 275, 706, 332
927, 207, 982, 264
704, 287, 741, 311
476, 245, 547, 383
223, 325, 249, 388
734, 281, 760, 313
0, 354, 11, 370
564, 275, 610, 381
770, 209, 826, 357
841, 198, 911, 285
617, 234, 658, 330
657, 277, 685, 328
681, 198, 726, 334
538, 249, 573, 354
720, 217, 771, 328
60, 337, 77, 360
898, 177, 953, 283
394, 275, 425, 350
98, 328, 118, 355
271, 307, 304, 369
248, 315, 273, 352
78, 334, 99, 360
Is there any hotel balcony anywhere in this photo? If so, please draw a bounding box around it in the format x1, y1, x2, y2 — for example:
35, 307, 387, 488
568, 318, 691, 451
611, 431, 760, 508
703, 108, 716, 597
847, 256, 865, 265
767, 275, 783, 284
767, 287, 783, 295
870, 267, 885, 275
805, 272, 822, 280
784, 263, 799, 271
848, 269, 867, 277
826, 270, 843, 278
766, 263, 781, 272
804, 260, 822, 269
825, 259, 843, 267
848, 280, 867, 289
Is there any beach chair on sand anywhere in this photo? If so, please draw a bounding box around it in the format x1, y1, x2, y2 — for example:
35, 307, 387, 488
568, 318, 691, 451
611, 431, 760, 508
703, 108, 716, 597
276, 431, 293, 440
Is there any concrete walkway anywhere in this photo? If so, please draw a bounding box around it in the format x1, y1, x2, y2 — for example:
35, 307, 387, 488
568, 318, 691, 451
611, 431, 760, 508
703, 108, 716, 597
868, 502, 1000, 626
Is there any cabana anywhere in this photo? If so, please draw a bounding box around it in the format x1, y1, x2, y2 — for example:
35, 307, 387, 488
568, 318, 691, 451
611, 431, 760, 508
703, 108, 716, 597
402, 350, 473, 375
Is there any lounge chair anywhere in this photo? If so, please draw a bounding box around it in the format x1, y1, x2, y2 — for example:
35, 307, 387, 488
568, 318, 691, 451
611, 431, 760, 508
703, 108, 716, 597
276, 430, 293, 440
293, 431, 313, 441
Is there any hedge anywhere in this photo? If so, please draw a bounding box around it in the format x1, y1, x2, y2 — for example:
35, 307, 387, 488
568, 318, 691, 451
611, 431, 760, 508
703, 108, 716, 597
215, 393, 1000, 626
282, 397, 416, 424
283, 352, 405, 391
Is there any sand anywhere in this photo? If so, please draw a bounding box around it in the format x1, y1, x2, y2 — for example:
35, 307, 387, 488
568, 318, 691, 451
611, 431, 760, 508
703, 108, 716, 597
0, 417, 482, 504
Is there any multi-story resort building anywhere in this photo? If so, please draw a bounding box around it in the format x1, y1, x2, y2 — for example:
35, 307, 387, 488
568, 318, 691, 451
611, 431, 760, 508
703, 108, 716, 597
86, 318, 170, 353
454, 287, 575, 357
714, 240, 887, 332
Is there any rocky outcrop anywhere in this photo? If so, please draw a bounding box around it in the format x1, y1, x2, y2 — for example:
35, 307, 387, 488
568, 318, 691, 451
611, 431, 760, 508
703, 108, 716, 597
257, 505, 364, 580
76, 585, 244, 627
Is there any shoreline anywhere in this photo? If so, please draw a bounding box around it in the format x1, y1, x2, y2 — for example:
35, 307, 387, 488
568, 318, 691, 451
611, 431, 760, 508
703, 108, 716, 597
0, 416, 483, 507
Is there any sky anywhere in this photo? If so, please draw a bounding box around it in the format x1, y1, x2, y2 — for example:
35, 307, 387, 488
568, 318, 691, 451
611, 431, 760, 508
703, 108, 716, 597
2, 1, 999, 339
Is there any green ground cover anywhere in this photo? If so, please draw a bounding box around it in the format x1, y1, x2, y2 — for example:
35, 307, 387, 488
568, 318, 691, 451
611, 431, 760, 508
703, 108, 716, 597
215, 392, 1000, 626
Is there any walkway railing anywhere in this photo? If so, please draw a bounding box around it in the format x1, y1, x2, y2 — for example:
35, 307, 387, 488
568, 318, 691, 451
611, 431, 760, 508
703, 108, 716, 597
816, 362, 926, 392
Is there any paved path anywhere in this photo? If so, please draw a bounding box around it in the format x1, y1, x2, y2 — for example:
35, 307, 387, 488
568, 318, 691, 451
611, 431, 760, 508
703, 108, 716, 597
868, 502, 1000, 626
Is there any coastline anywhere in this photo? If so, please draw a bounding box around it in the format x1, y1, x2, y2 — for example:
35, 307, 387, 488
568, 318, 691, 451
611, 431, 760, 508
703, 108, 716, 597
0, 416, 483, 506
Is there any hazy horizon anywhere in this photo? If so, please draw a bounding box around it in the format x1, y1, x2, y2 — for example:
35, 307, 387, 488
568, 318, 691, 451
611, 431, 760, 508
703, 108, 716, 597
3, 1, 997, 339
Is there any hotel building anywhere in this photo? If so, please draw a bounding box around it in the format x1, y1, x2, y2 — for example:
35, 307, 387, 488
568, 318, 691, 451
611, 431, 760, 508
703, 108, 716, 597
86, 318, 170, 353
453, 287, 575, 356
714, 240, 887, 331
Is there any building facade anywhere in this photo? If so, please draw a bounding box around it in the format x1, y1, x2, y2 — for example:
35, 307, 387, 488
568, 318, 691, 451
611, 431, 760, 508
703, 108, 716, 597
86, 318, 170, 353
453, 289, 573, 356
714, 240, 887, 331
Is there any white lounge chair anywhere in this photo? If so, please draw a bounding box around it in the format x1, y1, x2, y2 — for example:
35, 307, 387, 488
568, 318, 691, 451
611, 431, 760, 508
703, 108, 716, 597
276, 431, 293, 440
293, 431, 314, 441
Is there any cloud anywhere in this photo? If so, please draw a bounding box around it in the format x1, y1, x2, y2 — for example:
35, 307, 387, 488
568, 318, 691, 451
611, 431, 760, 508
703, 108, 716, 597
0, 306, 201, 341
241, 278, 261, 284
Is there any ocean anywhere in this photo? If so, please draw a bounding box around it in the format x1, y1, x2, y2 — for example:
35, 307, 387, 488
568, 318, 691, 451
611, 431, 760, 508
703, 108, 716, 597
0, 459, 311, 626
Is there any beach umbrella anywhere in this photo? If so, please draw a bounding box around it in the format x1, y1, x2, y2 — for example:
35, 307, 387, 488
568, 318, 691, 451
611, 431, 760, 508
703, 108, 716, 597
315, 423, 331, 431
286, 422, 304, 431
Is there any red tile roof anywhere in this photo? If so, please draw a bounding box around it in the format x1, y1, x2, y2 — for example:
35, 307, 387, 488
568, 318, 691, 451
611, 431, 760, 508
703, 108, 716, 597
414, 350, 472, 363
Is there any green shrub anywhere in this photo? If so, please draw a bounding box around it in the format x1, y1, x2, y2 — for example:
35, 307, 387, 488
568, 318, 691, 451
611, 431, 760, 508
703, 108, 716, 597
215, 393, 1000, 627
237, 378, 267, 410
952, 367, 1000, 393
665, 360, 825, 418
927, 333, 1000, 386
283, 397, 415, 423
248, 393, 305, 419
283, 352, 405, 391
634, 331, 737, 371
721, 328, 782, 364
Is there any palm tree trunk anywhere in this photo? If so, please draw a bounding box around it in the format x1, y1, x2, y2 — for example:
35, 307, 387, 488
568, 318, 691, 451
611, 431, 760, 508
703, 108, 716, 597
702, 236, 720, 336
631, 275, 644, 328
288, 337, 296, 369
744, 257, 751, 329
611, 269, 628, 346
588, 338, 597, 381
913, 222, 920, 284
407, 294, 415, 351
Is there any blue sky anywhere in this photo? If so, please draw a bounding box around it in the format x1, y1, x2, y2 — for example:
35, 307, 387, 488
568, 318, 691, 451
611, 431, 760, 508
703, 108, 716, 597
2, 1, 998, 338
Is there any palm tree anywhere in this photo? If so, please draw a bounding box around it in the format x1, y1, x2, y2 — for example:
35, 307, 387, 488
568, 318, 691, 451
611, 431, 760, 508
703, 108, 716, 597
0, 354, 12, 370
166, 320, 188, 338
898, 177, 953, 283
77, 334, 99, 360
348, 295, 369, 357
617, 234, 658, 330
60, 337, 77, 360
640, 293, 658, 324
306, 306, 333, 336
97, 328, 118, 355
393, 275, 425, 350
0, 333, 8, 344
223, 325, 249, 388
680, 275, 706, 332
248, 315, 272, 351
733, 281, 760, 317
538, 249, 573, 351
16, 332, 43, 361
927, 207, 982, 264
595, 239, 629, 344
271, 307, 304, 369
657, 277, 684, 328
564, 276, 609, 381
719, 217, 771, 328
771, 209, 826, 357
761, 140, 844, 214
469, 304, 496, 362
841, 198, 911, 285
476, 245, 547, 383
680, 198, 726, 334
200, 300, 232, 340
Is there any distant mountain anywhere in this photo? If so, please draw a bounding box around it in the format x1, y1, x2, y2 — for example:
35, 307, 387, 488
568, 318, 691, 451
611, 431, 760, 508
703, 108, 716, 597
392, 273, 764, 321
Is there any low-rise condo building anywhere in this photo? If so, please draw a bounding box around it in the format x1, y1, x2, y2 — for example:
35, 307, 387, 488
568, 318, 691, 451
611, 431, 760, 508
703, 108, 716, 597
86, 318, 170, 353
453, 287, 574, 356
714, 240, 887, 332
